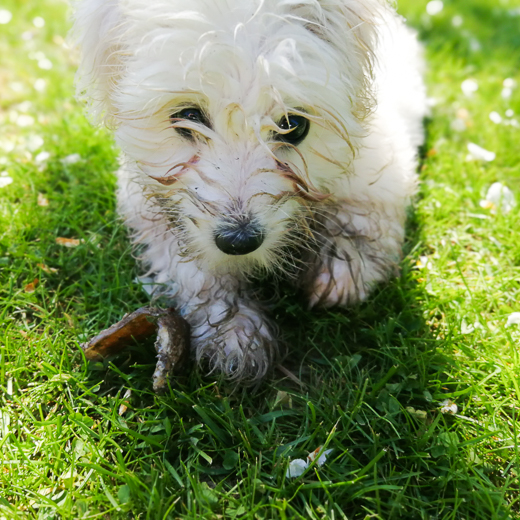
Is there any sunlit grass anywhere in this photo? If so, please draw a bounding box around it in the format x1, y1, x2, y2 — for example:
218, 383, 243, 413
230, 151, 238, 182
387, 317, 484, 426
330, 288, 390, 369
1, 0, 520, 518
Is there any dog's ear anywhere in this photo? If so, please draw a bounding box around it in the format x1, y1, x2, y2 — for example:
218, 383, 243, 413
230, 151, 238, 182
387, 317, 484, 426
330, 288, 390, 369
309, 0, 383, 48
71, 0, 125, 126
294, 0, 385, 118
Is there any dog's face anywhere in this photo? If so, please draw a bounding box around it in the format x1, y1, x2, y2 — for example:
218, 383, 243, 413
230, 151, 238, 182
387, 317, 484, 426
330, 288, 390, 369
73, 0, 381, 274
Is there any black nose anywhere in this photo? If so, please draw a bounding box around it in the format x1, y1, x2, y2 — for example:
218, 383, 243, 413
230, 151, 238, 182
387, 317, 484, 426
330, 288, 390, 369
214, 220, 265, 256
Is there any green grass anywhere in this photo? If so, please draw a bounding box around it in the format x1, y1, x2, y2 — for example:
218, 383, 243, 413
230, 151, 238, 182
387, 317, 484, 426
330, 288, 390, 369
1, 0, 520, 518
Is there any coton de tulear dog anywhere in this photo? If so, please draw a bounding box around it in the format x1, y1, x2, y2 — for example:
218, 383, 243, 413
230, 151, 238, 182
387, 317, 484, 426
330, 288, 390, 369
72, 0, 427, 382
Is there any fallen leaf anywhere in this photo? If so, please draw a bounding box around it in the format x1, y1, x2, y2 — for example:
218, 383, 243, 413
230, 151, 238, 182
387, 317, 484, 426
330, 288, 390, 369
406, 407, 428, 420
63, 313, 75, 328
273, 390, 293, 409
82, 307, 190, 394
55, 237, 83, 248
37, 263, 58, 274
24, 279, 39, 293
37, 193, 49, 206
118, 389, 132, 416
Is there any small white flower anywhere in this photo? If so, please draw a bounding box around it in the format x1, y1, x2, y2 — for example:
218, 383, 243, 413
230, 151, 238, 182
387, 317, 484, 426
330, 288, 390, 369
34, 79, 47, 92
502, 88, 513, 100
0, 177, 13, 188
506, 109, 514, 118
285, 447, 333, 478
479, 182, 515, 213
469, 38, 481, 52
426, 1, 443, 16
452, 15, 463, 27
503, 78, 516, 89
27, 135, 44, 152
10, 82, 24, 93
37, 193, 49, 207
0, 9, 12, 24
466, 143, 495, 162
35, 151, 50, 163
16, 114, 35, 128
286, 459, 308, 478
506, 313, 520, 327
38, 58, 53, 70
489, 111, 502, 124
461, 79, 478, 97
450, 118, 466, 132
17, 101, 32, 113
61, 153, 82, 165
308, 447, 333, 467
416, 256, 430, 269
461, 320, 475, 334
440, 399, 458, 414
0, 140, 15, 153
33, 16, 45, 28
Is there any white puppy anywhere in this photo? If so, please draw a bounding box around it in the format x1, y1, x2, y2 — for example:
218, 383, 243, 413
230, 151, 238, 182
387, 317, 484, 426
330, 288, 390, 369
72, 0, 427, 381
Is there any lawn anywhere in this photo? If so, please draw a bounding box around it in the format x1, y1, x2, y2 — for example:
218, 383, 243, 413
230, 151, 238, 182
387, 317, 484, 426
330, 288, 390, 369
1, 0, 520, 518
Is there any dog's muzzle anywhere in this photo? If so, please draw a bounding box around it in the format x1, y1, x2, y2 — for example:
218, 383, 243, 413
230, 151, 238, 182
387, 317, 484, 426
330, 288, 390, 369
214, 217, 265, 256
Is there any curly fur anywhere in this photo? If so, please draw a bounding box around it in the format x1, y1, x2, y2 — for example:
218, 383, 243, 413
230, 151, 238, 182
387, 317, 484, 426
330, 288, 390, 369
71, 0, 427, 382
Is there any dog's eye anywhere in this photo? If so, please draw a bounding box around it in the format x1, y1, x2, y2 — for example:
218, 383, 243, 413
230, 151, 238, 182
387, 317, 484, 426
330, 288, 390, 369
275, 115, 310, 145
174, 108, 205, 123
170, 108, 208, 139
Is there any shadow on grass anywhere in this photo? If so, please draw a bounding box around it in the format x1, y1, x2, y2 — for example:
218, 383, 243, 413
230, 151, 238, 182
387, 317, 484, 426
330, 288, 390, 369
57, 107, 510, 517
69, 201, 509, 518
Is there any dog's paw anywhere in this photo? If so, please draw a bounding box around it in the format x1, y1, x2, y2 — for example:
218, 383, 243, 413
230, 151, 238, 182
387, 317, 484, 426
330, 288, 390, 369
308, 258, 364, 308
307, 254, 388, 308
190, 304, 278, 381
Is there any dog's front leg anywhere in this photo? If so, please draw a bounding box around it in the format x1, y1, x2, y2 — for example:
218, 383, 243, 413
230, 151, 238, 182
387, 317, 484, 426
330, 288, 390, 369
305, 199, 405, 308
166, 260, 278, 381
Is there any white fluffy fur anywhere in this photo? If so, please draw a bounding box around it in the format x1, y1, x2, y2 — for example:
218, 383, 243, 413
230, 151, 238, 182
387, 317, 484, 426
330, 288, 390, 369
72, 0, 427, 381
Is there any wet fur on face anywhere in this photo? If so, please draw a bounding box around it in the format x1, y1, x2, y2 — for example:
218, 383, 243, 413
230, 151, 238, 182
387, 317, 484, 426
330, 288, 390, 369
72, 0, 427, 381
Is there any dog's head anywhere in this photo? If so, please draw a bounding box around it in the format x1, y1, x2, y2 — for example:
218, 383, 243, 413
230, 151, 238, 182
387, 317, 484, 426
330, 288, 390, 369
73, 0, 385, 275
